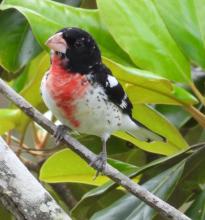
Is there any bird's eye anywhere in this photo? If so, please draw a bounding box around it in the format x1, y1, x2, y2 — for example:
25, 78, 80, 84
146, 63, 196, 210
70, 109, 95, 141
74, 40, 84, 48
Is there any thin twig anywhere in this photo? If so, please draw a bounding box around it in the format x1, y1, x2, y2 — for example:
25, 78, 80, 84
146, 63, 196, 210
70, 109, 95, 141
37, 131, 50, 149
0, 78, 191, 220
32, 122, 41, 146
7, 134, 59, 152
185, 105, 205, 128
6, 131, 11, 145
16, 124, 28, 156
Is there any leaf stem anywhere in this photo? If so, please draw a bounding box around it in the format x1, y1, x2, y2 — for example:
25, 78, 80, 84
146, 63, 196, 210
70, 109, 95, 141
189, 82, 205, 106
184, 105, 205, 128
16, 125, 28, 156
6, 131, 11, 145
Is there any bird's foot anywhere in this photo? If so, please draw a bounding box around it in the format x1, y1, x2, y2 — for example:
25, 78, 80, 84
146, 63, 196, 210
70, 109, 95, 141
90, 152, 107, 179
54, 125, 70, 145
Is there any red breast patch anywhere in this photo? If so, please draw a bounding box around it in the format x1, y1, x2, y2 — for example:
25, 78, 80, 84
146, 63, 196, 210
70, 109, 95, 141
47, 54, 89, 128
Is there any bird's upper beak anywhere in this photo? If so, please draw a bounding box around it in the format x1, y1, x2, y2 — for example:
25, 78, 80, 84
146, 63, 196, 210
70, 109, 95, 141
45, 32, 68, 53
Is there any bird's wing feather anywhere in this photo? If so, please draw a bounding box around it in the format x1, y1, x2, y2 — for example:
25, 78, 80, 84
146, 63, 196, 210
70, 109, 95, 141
90, 63, 133, 116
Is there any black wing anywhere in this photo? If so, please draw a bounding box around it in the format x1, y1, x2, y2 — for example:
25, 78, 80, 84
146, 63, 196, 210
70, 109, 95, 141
90, 64, 133, 117
89, 63, 166, 142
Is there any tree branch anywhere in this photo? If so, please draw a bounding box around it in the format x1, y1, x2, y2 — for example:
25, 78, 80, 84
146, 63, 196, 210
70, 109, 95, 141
0, 78, 191, 220
0, 137, 71, 220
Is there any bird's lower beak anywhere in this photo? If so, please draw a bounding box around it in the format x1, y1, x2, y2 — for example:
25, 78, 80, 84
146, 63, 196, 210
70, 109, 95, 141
45, 32, 67, 53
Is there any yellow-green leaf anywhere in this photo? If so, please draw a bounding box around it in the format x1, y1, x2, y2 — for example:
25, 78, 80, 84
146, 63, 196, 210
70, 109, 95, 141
0, 109, 21, 134
40, 149, 108, 185
40, 149, 138, 185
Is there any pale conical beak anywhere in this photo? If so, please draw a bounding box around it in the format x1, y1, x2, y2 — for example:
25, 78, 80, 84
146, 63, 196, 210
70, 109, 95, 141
45, 32, 67, 53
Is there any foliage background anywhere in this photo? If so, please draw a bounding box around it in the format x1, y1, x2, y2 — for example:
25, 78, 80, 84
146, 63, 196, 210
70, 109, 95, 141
0, 0, 205, 219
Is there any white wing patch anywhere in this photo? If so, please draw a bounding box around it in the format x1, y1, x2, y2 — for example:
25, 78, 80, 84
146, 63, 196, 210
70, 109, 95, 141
107, 75, 118, 88
120, 95, 128, 109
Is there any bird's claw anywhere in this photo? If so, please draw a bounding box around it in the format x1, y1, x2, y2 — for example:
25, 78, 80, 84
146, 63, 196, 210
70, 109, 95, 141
90, 152, 107, 179
54, 125, 69, 145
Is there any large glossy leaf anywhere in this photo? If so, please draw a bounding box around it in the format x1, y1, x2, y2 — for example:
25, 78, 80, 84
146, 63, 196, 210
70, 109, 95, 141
0, 0, 133, 66
0, 9, 41, 72
40, 149, 108, 185
40, 149, 138, 186
90, 161, 185, 220
0, 109, 21, 134
103, 58, 197, 105
154, 0, 205, 69
186, 190, 205, 220
98, 0, 191, 83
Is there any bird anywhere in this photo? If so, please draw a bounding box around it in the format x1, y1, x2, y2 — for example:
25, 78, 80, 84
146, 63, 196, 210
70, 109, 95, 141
41, 27, 166, 176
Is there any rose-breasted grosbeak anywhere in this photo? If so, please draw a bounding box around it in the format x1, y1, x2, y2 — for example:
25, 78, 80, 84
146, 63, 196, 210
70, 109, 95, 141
41, 27, 165, 174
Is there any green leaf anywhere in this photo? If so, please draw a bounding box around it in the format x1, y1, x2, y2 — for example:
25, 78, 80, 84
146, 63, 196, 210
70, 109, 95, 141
20, 52, 49, 107
98, 0, 191, 82
72, 187, 125, 220
195, 0, 205, 47
185, 125, 205, 145
40, 149, 138, 185
103, 58, 197, 105
40, 149, 108, 185
0, 109, 21, 134
12, 64, 30, 92
111, 149, 146, 168
90, 161, 185, 220
153, 0, 205, 69
156, 105, 191, 128
168, 146, 205, 209
186, 190, 205, 220
0, 9, 41, 72
114, 104, 187, 156
0, 203, 13, 220
0, 0, 133, 66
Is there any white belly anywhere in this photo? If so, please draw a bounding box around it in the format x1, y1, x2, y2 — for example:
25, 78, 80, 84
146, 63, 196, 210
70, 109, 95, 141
41, 73, 134, 137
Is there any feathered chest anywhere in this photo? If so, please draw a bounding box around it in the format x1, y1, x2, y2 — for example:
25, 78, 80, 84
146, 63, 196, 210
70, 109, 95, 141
43, 66, 91, 126
47, 71, 89, 104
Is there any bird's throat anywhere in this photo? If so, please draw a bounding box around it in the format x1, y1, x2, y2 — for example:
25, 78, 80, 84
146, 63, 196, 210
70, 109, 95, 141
50, 52, 69, 75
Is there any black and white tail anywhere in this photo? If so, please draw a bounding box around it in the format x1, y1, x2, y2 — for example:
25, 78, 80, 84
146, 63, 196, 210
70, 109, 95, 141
127, 120, 166, 142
